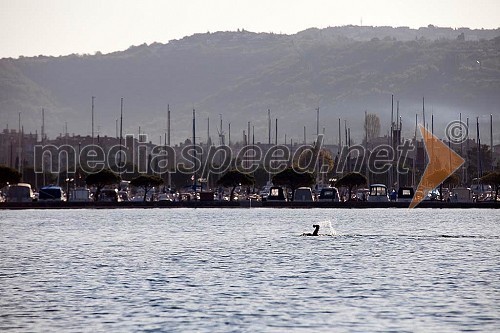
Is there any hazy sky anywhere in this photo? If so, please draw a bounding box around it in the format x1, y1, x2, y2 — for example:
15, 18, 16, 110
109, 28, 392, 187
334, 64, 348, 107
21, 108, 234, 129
1, 0, 499, 58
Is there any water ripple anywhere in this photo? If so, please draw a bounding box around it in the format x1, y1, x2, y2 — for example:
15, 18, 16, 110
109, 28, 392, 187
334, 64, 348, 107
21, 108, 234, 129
0, 208, 499, 332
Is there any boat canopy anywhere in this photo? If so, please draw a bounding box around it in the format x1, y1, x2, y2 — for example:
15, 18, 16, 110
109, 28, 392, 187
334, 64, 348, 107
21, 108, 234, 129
267, 186, 286, 200
39, 186, 64, 201
369, 184, 388, 196
398, 187, 414, 199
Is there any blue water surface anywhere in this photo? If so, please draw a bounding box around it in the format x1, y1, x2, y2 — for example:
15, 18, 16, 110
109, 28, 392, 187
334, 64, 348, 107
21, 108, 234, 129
1, 208, 499, 332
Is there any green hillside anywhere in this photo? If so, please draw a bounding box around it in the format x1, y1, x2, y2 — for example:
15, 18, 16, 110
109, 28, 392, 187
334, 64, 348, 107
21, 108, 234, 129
1, 25, 499, 144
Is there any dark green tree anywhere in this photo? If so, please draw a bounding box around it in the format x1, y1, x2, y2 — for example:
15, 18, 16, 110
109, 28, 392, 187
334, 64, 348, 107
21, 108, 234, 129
170, 164, 196, 191
272, 167, 315, 201
335, 172, 367, 201
465, 144, 493, 184
130, 175, 164, 202
296, 147, 335, 182
85, 169, 121, 201
118, 162, 141, 181
252, 166, 271, 188
217, 170, 255, 201
481, 171, 500, 201
0, 165, 21, 189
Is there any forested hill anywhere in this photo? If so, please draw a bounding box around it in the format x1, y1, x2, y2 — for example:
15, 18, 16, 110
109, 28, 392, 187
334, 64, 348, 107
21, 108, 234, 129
1, 25, 499, 144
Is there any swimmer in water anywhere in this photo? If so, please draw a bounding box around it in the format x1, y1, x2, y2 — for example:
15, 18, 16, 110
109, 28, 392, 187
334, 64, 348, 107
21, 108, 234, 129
302, 224, 320, 236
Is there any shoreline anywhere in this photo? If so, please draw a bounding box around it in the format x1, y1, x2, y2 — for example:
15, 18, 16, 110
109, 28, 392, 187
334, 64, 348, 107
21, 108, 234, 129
1, 201, 498, 210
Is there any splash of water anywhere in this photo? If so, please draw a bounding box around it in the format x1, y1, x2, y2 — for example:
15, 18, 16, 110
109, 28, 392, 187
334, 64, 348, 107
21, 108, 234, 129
319, 220, 337, 236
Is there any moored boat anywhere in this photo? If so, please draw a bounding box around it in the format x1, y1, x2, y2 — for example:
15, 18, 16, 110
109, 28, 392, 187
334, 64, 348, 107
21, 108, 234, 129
367, 184, 389, 202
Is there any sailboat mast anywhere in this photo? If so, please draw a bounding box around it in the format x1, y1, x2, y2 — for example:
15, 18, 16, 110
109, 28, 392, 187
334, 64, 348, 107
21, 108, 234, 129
396, 100, 401, 187
413, 113, 418, 188
316, 107, 320, 137
389, 95, 394, 187
365, 111, 369, 184
41, 108, 45, 144
364, 111, 368, 147
391, 95, 394, 143
167, 104, 171, 146
422, 96, 426, 167
252, 125, 255, 145
396, 100, 399, 131
338, 118, 341, 152
41, 108, 46, 185
18, 112, 21, 173
476, 117, 481, 178
218, 114, 223, 145
119, 98, 123, 169
168, 105, 172, 187
92, 96, 95, 146
422, 96, 425, 129
466, 117, 469, 183
459, 113, 464, 184
275, 118, 278, 145
491, 114, 494, 171
268, 109, 271, 145
192, 108, 197, 195
459, 113, 463, 156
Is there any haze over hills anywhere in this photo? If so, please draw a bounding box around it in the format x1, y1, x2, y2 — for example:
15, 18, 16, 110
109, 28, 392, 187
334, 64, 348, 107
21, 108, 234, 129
1, 25, 499, 145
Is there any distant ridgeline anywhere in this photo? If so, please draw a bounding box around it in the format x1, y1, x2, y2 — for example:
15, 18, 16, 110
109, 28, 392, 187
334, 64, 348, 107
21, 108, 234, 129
1, 25, 499, 143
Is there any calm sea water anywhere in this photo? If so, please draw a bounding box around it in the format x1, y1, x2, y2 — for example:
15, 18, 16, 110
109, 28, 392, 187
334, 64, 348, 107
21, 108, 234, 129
0, 208, 499, 332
